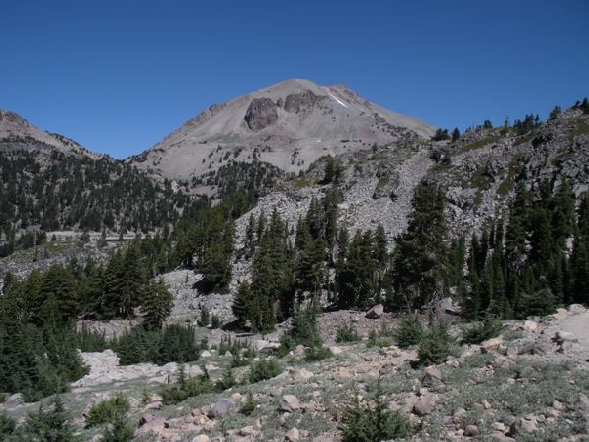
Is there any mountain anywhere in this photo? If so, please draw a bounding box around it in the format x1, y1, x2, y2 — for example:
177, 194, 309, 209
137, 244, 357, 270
0, 110, 97, 158
130, 79, 435, 189
0, 110, 194, 253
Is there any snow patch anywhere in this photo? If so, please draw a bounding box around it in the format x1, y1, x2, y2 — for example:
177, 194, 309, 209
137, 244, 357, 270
327, 92, 349, 109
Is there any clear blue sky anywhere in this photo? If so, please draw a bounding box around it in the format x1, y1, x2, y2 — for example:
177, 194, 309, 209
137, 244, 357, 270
1, 0, 587, 158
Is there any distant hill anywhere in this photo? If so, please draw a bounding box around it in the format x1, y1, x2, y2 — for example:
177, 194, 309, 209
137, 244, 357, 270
0, 111, 194, 254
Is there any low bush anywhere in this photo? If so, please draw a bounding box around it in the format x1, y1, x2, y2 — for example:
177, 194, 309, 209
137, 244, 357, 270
161, 364, 213, 404
280, 309, 323, 352
85, 393, 130, 428
19, 397, 78, 441
215, 369, 237, 391
249, 359, 282, 383
366, 325, 395, 348
101, 413, 134, 442
76, 326, 111, 352
240, 392, 257, 416
462, 316, 503, 345
340, 379, 416, 441
304, 346, 332, 361
394, 316, 423, 348
418, 321, 452, 365
336, 322, 361, 343
0, 414, 16, 437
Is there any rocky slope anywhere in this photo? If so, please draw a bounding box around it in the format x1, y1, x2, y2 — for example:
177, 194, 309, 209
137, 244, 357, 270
2, 305, 589, 441
129, 79, 435, 188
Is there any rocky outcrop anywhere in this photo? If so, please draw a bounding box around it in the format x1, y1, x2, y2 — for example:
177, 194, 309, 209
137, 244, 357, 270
284, 89, 321, 113
244, 97, 279, 131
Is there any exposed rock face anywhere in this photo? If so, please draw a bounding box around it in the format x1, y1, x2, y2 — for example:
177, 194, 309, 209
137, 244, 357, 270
244, 97, 279, 130
284, 89, 321, 113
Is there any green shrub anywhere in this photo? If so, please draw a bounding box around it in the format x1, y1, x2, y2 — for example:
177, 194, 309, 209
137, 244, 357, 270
215, 369, 237, 391
340, 379, 415, 441
280, 309, 323, 353
366, 325, 395, 348
19, 397, 78, 441
240, 392, 256, 416
336, 322, 361, 343
0, 414, 16, 437
85, 393, 130, 427
231, 354, 252, 368
114, 324, 200, 365
304, 346, 332, 361
210, 315, 221, 329
156, 324, 201, 364
418, 322, 452, 365
161, 364, 213, 404
394, 316, 423, 348
76, 326, 110, 352
462, 316, 503, 345
101, 413, 134, 442
249, 359, 282, 383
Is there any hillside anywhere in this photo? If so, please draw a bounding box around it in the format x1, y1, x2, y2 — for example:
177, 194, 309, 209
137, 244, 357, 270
0, 111, 196, 257
129, 79, 435, 193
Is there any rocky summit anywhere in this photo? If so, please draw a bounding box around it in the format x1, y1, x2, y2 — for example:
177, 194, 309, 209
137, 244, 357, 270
129, 79, 434, 186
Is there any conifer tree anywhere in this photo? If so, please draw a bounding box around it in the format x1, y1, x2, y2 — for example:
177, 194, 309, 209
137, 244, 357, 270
140, 281, 173, 329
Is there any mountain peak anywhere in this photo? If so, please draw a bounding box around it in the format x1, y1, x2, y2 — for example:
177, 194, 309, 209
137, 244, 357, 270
0, 109, 97, 158
132, 79, 435, 182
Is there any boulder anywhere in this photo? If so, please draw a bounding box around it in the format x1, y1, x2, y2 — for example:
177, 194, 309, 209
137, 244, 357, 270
412, 399, 434, 416
286, 427, 300, 441
423, 365, 443, 383
280, 395, 301, 413
481, 337, 503, 353
239, 426, 255, 436
521, 320, 539, 332
554, 331, 578, 344
464, 424, 479, 436
191, 436, 211, 442
208, 398, 236, 418
509, 417, 538, 435
365, 304, 384, 319
568, 304, 586, 314
293, 368, 313, 382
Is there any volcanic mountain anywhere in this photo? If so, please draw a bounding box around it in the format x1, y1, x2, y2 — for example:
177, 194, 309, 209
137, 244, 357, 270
130, 79, 435, 181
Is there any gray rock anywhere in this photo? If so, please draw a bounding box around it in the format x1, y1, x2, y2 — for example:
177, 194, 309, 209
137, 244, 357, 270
244, 98, 279, 131
208, 398, 236, 418
286, 427, 300, 441
280, 395, 301, 413
464, 424, 479, 436
365, 304, 384, 319
412, 399, 434, 416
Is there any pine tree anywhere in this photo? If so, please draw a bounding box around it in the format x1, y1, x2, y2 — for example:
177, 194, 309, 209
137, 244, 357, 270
140, 281, 173, 329
391, 182, 448, 310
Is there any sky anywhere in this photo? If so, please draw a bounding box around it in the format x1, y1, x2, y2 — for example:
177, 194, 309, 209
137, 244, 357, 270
1, 0, 588, 158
